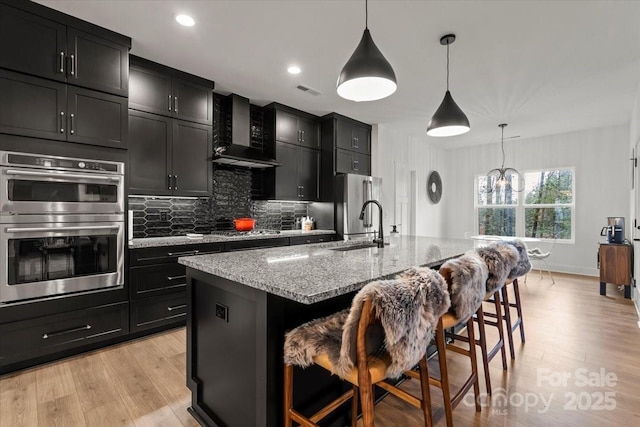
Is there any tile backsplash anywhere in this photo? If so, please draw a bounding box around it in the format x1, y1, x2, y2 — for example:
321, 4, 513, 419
130, 165, 309, 238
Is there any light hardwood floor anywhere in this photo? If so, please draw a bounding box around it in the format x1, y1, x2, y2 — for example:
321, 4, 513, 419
1, 273, 639, 426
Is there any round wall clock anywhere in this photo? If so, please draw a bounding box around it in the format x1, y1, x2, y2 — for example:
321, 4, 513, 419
427, 171, 442, 204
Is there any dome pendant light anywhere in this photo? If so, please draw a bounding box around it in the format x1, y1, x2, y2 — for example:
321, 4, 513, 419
337, 0, 397, 102
427, 34, 470, 137
486, 124, 524, 194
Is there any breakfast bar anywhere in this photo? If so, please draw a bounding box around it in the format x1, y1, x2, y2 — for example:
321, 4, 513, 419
179, 237, 473, 427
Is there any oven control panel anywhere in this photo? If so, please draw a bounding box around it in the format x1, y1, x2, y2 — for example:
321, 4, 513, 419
1, 152, 122, 174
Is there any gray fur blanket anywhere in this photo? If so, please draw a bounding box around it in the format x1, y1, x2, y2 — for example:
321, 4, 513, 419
440, 253, 488, 323
284, 269, 450, 380
475, 243, 519, 293
496, 240, 532, 279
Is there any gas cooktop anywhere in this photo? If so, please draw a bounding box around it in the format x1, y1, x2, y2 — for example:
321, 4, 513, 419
210, 230, 281, 237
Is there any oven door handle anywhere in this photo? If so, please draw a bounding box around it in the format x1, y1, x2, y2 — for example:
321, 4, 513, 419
5, 169, 121, 182
5, 225, 120, 233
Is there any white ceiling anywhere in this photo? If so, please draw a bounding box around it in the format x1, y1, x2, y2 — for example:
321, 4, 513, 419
36, 0, 640, 149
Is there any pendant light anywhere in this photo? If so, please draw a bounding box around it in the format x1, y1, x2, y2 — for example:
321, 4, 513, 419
336, 0, 397, 102
486, 124, 524, 194
427, 34, 470, 137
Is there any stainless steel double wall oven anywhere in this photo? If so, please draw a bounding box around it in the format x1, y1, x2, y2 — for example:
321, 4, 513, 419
0, 151, 125, 304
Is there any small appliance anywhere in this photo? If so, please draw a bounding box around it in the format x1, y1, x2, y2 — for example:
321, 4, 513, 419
600, 217, 625, 244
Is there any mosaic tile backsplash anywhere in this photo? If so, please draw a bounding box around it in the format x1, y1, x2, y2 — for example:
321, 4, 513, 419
130, 165, 309, 238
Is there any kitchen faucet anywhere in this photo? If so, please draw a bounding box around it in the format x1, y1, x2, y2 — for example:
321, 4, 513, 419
359, 200, 384, 248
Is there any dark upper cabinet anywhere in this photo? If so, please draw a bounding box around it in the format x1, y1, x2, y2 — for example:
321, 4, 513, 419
129, 109, 211, 197
66, 28, 129, 97
129, 56, 213, 125
274, 110, 320, 149
272, 142, 320, 201
0, 69, 127, 148
335, 119, 370, 155
298, 147, 320, 200
336, 149, 371, 176
0, 4, 66, 82
0, 4, 129, 96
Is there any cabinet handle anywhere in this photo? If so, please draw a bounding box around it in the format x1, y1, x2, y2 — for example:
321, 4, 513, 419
168, 95, 172, 112
174, 175, 178, 190
352, 160, 359, 171
174, 97, 178, 113
301, 130, 305, 142
167, 304, 186, 312
299, 185, 304, 198
353, 137, 359, 149
166, 275, 186, 281
168, 174, 173, 190
59, 52, 65, 73
167, 250, 199, 257
69, 113, 75, 135
60, 111, 65, 133
43, 324, 91, 339
70, 54, 75, 76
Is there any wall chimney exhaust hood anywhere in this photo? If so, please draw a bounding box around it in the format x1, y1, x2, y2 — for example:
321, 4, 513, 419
213, 94, 280, 169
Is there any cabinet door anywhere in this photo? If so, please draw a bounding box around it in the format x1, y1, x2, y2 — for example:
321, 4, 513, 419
128, 110, 172, 196
351, 124, 371, 155
0, 4, 67, 82
129, 63, 172, 116
298, 147, 320, 201
274, 141, 300, 200
172, 120, 212, 197
298, 117, 320, 149
130, 292, 186, 333
335, 120, 355, 151
336, 149, 370, 176
172, 76, 213, 125
0, 70, 66, 141
275, 111, 299, 144
67, 86, 128, 148
67, 28, 129, 96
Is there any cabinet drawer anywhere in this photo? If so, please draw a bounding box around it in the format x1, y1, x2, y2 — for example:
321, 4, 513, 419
225, 237, 289, 252
130, 242, 224, 266
130, 263, 186, 299
130, 293, 186, 333
0, 302, 128, 366
289, 234, 334, 246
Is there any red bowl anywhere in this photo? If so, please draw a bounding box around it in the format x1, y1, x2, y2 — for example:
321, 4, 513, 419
234, 218, 256, 231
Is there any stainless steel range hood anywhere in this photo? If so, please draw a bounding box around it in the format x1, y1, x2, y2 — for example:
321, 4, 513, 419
212, 94, 280, 169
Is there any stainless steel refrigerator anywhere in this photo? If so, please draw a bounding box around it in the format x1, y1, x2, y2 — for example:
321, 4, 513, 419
335, 173, 382, 240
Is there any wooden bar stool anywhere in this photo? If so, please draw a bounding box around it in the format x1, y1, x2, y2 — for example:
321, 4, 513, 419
283, 269, 450, 427
432, 254, 486, 427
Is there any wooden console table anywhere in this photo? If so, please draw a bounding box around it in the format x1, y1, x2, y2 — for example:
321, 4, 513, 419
599, 243, 632, 298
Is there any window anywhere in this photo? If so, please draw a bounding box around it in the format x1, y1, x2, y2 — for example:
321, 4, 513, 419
476, 168, 574, 241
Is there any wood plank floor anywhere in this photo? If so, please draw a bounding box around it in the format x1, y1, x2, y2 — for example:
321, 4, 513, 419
1, 273, 639, 426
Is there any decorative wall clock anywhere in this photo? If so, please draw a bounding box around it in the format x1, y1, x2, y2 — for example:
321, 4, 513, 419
427, 171, 442, 204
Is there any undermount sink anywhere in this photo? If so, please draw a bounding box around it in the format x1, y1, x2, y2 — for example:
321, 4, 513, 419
329, 243, 379, 251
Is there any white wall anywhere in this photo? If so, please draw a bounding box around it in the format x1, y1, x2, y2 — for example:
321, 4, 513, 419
372, 125, 447, 237
629, 82, 640, 314
376, 124, 630, 277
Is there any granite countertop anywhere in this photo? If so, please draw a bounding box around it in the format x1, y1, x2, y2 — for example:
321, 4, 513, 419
129, 229, 336, 249
179, 236, 474, 305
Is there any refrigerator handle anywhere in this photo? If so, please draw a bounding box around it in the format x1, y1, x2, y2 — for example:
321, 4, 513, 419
363, 179, 373, 227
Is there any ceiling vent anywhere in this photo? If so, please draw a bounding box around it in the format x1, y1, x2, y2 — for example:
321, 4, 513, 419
296, 84, 321, 96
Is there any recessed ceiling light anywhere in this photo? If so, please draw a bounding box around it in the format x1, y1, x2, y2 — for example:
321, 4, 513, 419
176, 14, 195, 27
287, 66, 301, 75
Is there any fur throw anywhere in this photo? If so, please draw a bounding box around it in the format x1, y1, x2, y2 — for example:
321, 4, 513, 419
496, 239, 532, 279
439, 253, 488, 323
284, 269, 450, 380
475, 243, 519, 292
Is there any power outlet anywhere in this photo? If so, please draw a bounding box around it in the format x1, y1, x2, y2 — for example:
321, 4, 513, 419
215, 303, 229, 322
160, 211, 168, 222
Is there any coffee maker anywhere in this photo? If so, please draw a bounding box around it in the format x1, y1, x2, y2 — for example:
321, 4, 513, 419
600, 217, 625, 243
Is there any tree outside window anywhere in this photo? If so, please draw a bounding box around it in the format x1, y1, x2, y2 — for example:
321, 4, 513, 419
476, 169, 574, 241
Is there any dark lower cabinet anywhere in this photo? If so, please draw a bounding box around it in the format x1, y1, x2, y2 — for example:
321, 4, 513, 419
0, 69, 127, 148
130, 292, 186, 333
289, 234, 334, 245
128, 109, 212, 197
130, 263, 187, 298
0, 302, 129, 369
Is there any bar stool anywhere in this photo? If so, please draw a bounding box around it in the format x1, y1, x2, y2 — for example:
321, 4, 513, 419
283, 269, 450, 427
429, 254, 486, 427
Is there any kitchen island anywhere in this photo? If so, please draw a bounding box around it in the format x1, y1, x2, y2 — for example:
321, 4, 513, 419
179, 236, 473, 427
